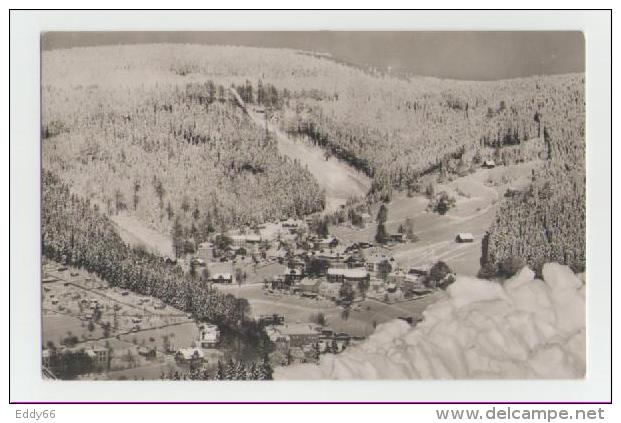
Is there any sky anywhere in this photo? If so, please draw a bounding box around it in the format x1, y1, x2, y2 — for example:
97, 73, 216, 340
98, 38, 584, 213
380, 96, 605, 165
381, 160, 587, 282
41, 31, 585, 81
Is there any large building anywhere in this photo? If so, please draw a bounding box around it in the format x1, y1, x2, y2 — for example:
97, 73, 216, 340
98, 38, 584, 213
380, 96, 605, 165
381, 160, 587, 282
266, 323, 322, 348
84, 346, 109, 367
326, 267, 369, 284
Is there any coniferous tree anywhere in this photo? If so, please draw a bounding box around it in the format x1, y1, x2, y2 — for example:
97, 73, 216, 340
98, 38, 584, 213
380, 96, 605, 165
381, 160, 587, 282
246, 362, 259, 380
225, 358, 236, 380
376, 203, 388, 224
172, 217, 184, 258
259, 356, 273, 380
235, 360, 247, 381
375, 223, 388, 244
214, 360, 225, 380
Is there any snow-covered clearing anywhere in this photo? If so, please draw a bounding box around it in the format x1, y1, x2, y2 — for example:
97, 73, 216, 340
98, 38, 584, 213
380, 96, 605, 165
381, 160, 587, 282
248, 110, 372, 213
110, 213, 174, 257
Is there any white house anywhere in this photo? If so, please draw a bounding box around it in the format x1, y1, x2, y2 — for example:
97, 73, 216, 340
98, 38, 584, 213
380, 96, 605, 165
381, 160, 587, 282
197, 242, 215, 261
314, 236, 338, 250
209, 272, 234, 284
482, 159, 496, 168
318, 281, 341, 300
198, 324, 220, 348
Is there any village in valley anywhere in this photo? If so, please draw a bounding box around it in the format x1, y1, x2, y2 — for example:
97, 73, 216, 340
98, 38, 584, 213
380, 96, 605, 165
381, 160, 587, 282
41, 155, 524, 380
40, 40, 585, 381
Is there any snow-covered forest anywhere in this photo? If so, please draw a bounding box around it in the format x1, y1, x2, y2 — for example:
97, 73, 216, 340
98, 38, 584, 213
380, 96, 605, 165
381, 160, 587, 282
42, 42, 585, 294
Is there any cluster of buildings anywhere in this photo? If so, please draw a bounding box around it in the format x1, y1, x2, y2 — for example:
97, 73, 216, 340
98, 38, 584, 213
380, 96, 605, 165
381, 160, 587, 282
289, 266, 431, 303
174, 323, 222, 366
265, 321, 358, 364
43, 322, 223, 378
188, 216, 447, 303
192, 215, 410, 268
195, 218, 305, 260
258, 235, 434, 304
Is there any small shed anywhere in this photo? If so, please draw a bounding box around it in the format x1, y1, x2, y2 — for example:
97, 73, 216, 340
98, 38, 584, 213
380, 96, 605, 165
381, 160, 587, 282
456, 233, 475, 243
482, 160, 496, 169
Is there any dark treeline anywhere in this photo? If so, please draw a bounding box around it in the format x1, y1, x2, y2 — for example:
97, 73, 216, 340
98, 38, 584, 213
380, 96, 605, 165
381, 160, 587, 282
42, 171, 273, 360
160, 357, 273, 381
45, 349, 99, 380
232, 79, 290, 110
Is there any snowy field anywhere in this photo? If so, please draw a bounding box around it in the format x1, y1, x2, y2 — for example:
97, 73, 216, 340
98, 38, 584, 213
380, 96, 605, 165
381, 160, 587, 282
331, 162, 540, 276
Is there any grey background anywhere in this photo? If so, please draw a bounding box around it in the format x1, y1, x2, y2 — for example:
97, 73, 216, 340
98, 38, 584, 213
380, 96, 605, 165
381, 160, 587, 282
42, 31, 584, 80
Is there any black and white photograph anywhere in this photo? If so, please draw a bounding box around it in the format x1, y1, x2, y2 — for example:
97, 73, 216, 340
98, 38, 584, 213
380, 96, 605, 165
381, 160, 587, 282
7, 8, 616, 414
37, 29, 590, 382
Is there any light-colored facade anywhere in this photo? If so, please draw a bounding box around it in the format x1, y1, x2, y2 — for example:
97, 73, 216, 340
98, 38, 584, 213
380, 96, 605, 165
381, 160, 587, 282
198, 324, 220, 348
209, 272, 234, 284
266, 323, 321, 348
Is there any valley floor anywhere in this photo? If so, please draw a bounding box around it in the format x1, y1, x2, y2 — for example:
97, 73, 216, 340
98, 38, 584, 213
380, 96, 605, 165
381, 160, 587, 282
107, 161, 542, 342
217, 282, 444, 338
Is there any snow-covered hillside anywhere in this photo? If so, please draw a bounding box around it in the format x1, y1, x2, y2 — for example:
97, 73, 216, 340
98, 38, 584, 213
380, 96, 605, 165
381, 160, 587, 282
275, 263, 586, 379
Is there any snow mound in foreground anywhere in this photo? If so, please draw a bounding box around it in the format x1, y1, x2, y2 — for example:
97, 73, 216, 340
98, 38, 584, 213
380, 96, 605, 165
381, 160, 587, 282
274, 263, 586, 380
